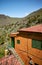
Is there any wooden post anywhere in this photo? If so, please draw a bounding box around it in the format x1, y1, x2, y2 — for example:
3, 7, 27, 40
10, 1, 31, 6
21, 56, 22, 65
5, 49, 8, 57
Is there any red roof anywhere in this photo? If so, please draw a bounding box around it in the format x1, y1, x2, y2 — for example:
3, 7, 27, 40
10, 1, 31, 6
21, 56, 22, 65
0, 55, 22, 65
19, 24, 42, 33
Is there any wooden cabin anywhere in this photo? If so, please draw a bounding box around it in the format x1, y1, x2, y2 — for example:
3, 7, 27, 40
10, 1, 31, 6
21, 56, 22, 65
10, 24, 42, 65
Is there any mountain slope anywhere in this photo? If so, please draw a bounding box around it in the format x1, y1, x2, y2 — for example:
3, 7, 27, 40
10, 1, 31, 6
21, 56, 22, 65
23, 8, 42, 27
0, 8, 42, 44
0, 14, 22, 27
25, 8, 42, 18
0, 8, 42, 27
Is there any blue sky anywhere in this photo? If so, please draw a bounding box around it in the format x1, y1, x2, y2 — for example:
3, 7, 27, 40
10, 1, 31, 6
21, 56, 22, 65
0, 0, 42, 18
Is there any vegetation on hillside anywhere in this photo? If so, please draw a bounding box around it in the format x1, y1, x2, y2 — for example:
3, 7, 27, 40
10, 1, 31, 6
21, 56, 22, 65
0, 8, 42, 58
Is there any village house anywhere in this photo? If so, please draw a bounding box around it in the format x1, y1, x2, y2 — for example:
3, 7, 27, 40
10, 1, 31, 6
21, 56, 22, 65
10, 24, 42, 65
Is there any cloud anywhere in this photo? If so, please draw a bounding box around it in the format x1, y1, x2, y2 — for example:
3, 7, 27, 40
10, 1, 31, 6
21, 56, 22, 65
24, 12, 30, 17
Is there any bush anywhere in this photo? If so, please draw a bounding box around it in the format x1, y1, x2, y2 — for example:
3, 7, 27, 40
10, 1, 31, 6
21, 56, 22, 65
0, 45, 5, 58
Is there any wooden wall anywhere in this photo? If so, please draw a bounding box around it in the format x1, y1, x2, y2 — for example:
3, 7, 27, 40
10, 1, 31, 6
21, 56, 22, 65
13, 32, 42, 65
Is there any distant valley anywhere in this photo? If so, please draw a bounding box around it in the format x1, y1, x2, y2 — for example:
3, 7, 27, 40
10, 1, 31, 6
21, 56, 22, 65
0, 8, 42, 44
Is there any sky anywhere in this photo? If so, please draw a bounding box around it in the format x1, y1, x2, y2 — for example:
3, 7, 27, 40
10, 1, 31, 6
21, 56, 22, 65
0, 0, 42, 18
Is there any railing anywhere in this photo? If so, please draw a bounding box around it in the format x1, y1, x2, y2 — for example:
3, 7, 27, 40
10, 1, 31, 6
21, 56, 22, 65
7, 45, 24, 65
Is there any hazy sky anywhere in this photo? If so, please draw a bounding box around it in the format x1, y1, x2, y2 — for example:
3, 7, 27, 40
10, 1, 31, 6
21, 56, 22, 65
0, 0, 42, 17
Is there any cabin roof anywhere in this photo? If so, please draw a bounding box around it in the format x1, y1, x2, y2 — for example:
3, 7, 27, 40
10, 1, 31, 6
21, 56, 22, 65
19, 24, 42, 33
10, 32, 19, 37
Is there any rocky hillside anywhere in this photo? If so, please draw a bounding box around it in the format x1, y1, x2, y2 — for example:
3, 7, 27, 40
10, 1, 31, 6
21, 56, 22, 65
0, 8, 42, 44
0, 8, 42, 28
23, 8, 42, 27
0, 14, 22, 26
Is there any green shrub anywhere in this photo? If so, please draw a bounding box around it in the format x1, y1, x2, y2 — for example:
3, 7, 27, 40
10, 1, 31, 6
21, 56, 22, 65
0, 45, 5, 58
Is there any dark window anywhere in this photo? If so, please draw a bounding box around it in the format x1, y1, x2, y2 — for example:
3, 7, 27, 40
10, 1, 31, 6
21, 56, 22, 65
32, 39, 42, 50
17, 40, 20, 44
